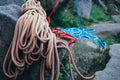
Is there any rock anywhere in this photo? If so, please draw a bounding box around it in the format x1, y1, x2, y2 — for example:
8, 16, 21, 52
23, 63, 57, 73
0, 0, 25, 6
0, 0, 63, 13
107, 4, 120, 15
94, 44, 120, 80
0, 4, 21, 80
112, 15, 120, 23
0, 39, 10, 80
0, 4, 21, 45
78, 0, 92, 19
63, 39, 108, 80
115, 0, 120, 4
89, 23, 120, 38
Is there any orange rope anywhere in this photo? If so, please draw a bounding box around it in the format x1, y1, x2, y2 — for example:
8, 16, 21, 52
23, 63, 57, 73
3, 0, 94, 80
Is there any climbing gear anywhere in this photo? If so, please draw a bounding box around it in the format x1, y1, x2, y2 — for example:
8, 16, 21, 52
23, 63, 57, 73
47, 0, 59, 24
46, 0, 77, 46
52, 28, 77, 45
60, 27, 106, 49
47, 0, 106, 49
59, 0, 106, 49
77, 0, 106, 49
3, 0, 94, 80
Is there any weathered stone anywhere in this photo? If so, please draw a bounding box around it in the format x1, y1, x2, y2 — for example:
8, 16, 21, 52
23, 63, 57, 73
78, 0, 92, 19
115, 0, 120, 4
0, 4, 21, 45
0, 39, 10, 80
63, 39, 108, 79
0, 0, 25, 6
94, 44, 120, 80
0, 4, 21, 80
107, 4, 120, 15
89, 23, 120, 38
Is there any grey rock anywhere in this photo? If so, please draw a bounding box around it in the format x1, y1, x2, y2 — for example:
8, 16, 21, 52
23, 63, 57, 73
0, 0, 64, 12
0, 0, 25, 6
0, 4, 21, 45
78, 0, 92, 19
0, 39, 10, 80
0, 4, 21, 80
89, 23, 120, 38
107, 4, 120, 15
112, 15, 120, 23
94, 44, 120, 80
115, 0, 120, 4
63, 39, 108, 79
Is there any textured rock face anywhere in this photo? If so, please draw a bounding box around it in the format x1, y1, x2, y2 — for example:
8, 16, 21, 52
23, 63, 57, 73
0, 4, 21, 80
0, 0, 64, 13
78, 0, 92, 19
116, 0, 120, 4
63, 39, 108, 80
0, 0, 25, 6
94, 44, 120, 80
90, 23, 120, 38
0, 4, 21, 44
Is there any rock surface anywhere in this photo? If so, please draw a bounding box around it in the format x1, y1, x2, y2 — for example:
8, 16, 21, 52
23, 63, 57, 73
94, 44, 120, 80
0, 0, 64, 13
78, 0, 92, 19
0, 0, 25, 6
0, 4, 21, 80
115, 0, 120, 4
90, 23, 120, 38
0, 4, 21, 45
63, 39, 108, 80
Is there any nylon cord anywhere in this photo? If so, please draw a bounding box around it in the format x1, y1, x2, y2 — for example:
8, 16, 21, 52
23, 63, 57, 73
3, 0, 94, 80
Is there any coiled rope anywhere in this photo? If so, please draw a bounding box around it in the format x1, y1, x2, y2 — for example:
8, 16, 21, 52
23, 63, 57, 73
3, 0, 94, 80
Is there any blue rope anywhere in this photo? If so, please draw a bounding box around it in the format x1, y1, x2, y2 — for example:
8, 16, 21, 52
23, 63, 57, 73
59, 0, 107, 49
76, 0, 83, 28
60, 28, 106, 49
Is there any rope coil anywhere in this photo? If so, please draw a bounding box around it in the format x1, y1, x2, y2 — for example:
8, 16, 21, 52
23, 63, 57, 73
3, 0, 94, 80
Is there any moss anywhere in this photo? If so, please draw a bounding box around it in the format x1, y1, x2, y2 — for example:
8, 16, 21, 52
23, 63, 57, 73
81, 4, 115, 27
50, 7, 79, 28
50, 3, 115, 28
102, 37, 120, 45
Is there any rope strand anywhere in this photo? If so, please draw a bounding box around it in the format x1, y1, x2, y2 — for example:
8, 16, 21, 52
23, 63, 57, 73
3, 0, 94, 80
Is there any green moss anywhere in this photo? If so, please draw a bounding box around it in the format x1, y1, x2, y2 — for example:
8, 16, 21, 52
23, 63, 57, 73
81, 4, 115, 27
50, 7, 79, 28
50, 4, 115, 28
102, 37, 120, 45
